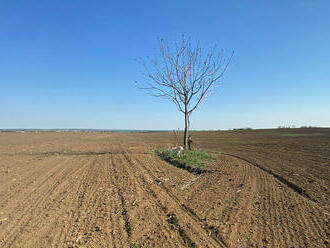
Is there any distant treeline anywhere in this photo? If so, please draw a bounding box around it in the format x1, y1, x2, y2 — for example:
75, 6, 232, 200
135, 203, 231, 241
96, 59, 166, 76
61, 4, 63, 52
277, 126, 319, 129
233, 126, 322, 130
232, 127, 253, 130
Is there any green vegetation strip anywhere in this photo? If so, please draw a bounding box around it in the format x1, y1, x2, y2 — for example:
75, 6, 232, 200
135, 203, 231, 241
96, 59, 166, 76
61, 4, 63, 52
129, 242, 150, 248
155, 148, 215, 174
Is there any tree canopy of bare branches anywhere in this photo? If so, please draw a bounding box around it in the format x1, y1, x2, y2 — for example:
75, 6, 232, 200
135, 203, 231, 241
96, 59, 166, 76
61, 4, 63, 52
137, 36, 233, 149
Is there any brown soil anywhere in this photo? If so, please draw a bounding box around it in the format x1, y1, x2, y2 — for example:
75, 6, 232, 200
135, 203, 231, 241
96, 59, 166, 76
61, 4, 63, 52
0, 130, 329, 247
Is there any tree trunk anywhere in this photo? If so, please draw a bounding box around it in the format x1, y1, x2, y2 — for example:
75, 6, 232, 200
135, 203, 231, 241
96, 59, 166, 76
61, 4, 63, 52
184, 111, 189, 149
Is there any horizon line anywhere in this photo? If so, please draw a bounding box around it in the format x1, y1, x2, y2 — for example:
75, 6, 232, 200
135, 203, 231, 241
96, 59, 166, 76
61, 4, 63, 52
0, 126, 329, 133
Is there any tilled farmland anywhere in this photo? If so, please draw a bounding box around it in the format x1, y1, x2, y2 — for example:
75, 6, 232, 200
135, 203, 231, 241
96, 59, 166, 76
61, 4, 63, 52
0, 132, 329, 247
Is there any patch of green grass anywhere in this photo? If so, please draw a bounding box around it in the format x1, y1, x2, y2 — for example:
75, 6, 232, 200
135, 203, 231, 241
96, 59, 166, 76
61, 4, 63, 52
155, 148, 215, 170
306, 199, 316, 206
129, 242, 150, 248
178, 149, 215, 168
288, 191, 296, 198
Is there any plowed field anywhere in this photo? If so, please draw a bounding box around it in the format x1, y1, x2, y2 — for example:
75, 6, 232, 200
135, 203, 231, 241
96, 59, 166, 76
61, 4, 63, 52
0, 131, 329, 247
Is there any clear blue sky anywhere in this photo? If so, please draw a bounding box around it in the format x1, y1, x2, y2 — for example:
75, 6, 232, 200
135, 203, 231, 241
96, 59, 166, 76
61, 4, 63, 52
1, 0, 329, 130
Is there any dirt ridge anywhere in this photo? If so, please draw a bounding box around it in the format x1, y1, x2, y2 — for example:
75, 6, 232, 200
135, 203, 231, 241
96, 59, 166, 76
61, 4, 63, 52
221, 152, 312, 199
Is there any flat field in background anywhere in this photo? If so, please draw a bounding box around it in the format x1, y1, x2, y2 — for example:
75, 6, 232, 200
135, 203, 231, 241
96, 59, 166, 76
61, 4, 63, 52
0, 129, 329, 247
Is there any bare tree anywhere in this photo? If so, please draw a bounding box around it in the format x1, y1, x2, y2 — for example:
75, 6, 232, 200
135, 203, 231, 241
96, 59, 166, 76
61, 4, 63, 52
138, 36, 233, 149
